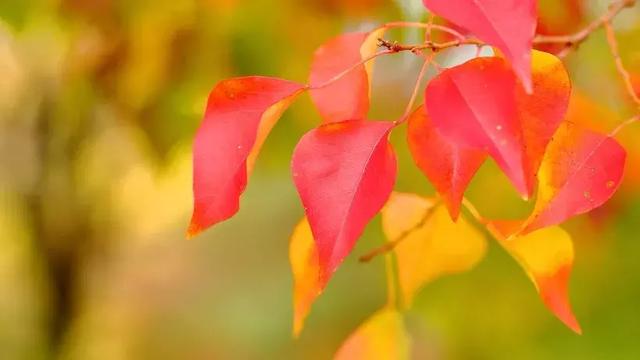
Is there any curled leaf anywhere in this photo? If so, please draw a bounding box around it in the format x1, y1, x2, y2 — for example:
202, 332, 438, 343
489, 221, 581, 334
382, 192, 487, 307
188, 77, 304, 237
407, 105, 487, 220
422, 0, 536, 92
289, 217, 322, 337
335, 308, 410, 360
309, 28, 386, 123
292, 120, 397, 283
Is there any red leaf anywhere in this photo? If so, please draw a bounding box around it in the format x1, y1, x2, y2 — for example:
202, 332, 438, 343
292, 120, 397, 282
407, 105, 487, 220
425, 57, 530, 197
422, 0, 536, 92
425, 53, 570, 199
309, 29, 385, 123
522, 123, 626, 233
188, 77, 304, 237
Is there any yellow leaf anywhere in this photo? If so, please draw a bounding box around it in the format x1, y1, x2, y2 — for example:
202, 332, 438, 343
334, 308, 410, 360
382, 192, 487, 307
488, 221, 581, 334
289, 217, 322, 337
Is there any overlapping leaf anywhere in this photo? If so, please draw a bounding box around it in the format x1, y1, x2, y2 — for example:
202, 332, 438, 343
309, 28, 385, 123
488, 221, 581, 333
334, 308, 410, 360
382, 192, 486, 307
522, 122, 626, 234
188, 77, 304, 237
425, 52, 570, 200
422, 0, 537, 92
292, 120, 397, 283
407, 106, 487, 220
289, 217, 321, 337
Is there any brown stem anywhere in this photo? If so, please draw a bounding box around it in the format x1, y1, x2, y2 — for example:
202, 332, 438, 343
359, 204, 437, 263
533, 0, 636, 52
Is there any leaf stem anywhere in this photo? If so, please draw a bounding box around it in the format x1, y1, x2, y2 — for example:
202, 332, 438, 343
307, 49, 395, 91
610, 115, 640, 136
394, 56, 433, 126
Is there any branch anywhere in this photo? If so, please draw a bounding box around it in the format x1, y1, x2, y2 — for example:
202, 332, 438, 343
377, 0, 637, 58
533, 0, 636, 53
359, 204, 438, 263
603, 20, 640, 109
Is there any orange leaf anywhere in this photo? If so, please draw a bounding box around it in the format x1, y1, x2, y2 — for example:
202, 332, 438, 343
188, 77, 304, 237
489, 221, 581, 334
309, 28, 385, 123
334, 308, 410, 360
382, 192, 487, 307
289, 217, 322, 337
407, 106, 487, 220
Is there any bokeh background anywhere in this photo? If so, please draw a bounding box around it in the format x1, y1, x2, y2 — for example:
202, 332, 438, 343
1, 0, 640, 359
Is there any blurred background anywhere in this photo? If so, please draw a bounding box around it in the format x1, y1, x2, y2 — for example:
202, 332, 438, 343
1, 0, 640, 359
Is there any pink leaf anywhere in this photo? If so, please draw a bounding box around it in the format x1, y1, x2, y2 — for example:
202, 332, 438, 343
292, 120, 397, 282
422, 0, 536, 92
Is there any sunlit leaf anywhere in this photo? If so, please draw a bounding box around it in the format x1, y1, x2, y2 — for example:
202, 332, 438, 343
188, 77, 304, 237
289, 217, 322, 337
522, 122, 626, 234
309, 28, 385, 123
334, 308, 410, 360
489, 221, 581, 333
382, 192, 487, 307
407, 105, 487, 220
422, 0, 536, 92
292, 120, 397, 283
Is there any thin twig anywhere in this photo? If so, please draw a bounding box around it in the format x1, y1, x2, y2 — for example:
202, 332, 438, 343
359, 204, 438, 263
603, 20, 640, 108
384, 21, 465, 41
610, 115, 640, 136
394, 56, 433, 126
462, 198, 488, 225
533, 0, 636, 52
307, 49, 394, 91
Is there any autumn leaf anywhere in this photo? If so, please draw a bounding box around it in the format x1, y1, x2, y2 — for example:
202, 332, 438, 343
334, 308, 410, 360
407, 105, 487, 220
422, 0, 536, 92
188, 77, 304, 237
309, 28, 386, 123
289, 217, 322, 337
425, 52, 570, 200
425, 56, 529, 197
488, 221, 581, 334
382, 192, 486, 307
292, 120, 397, 283
521, 122, 626, 234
